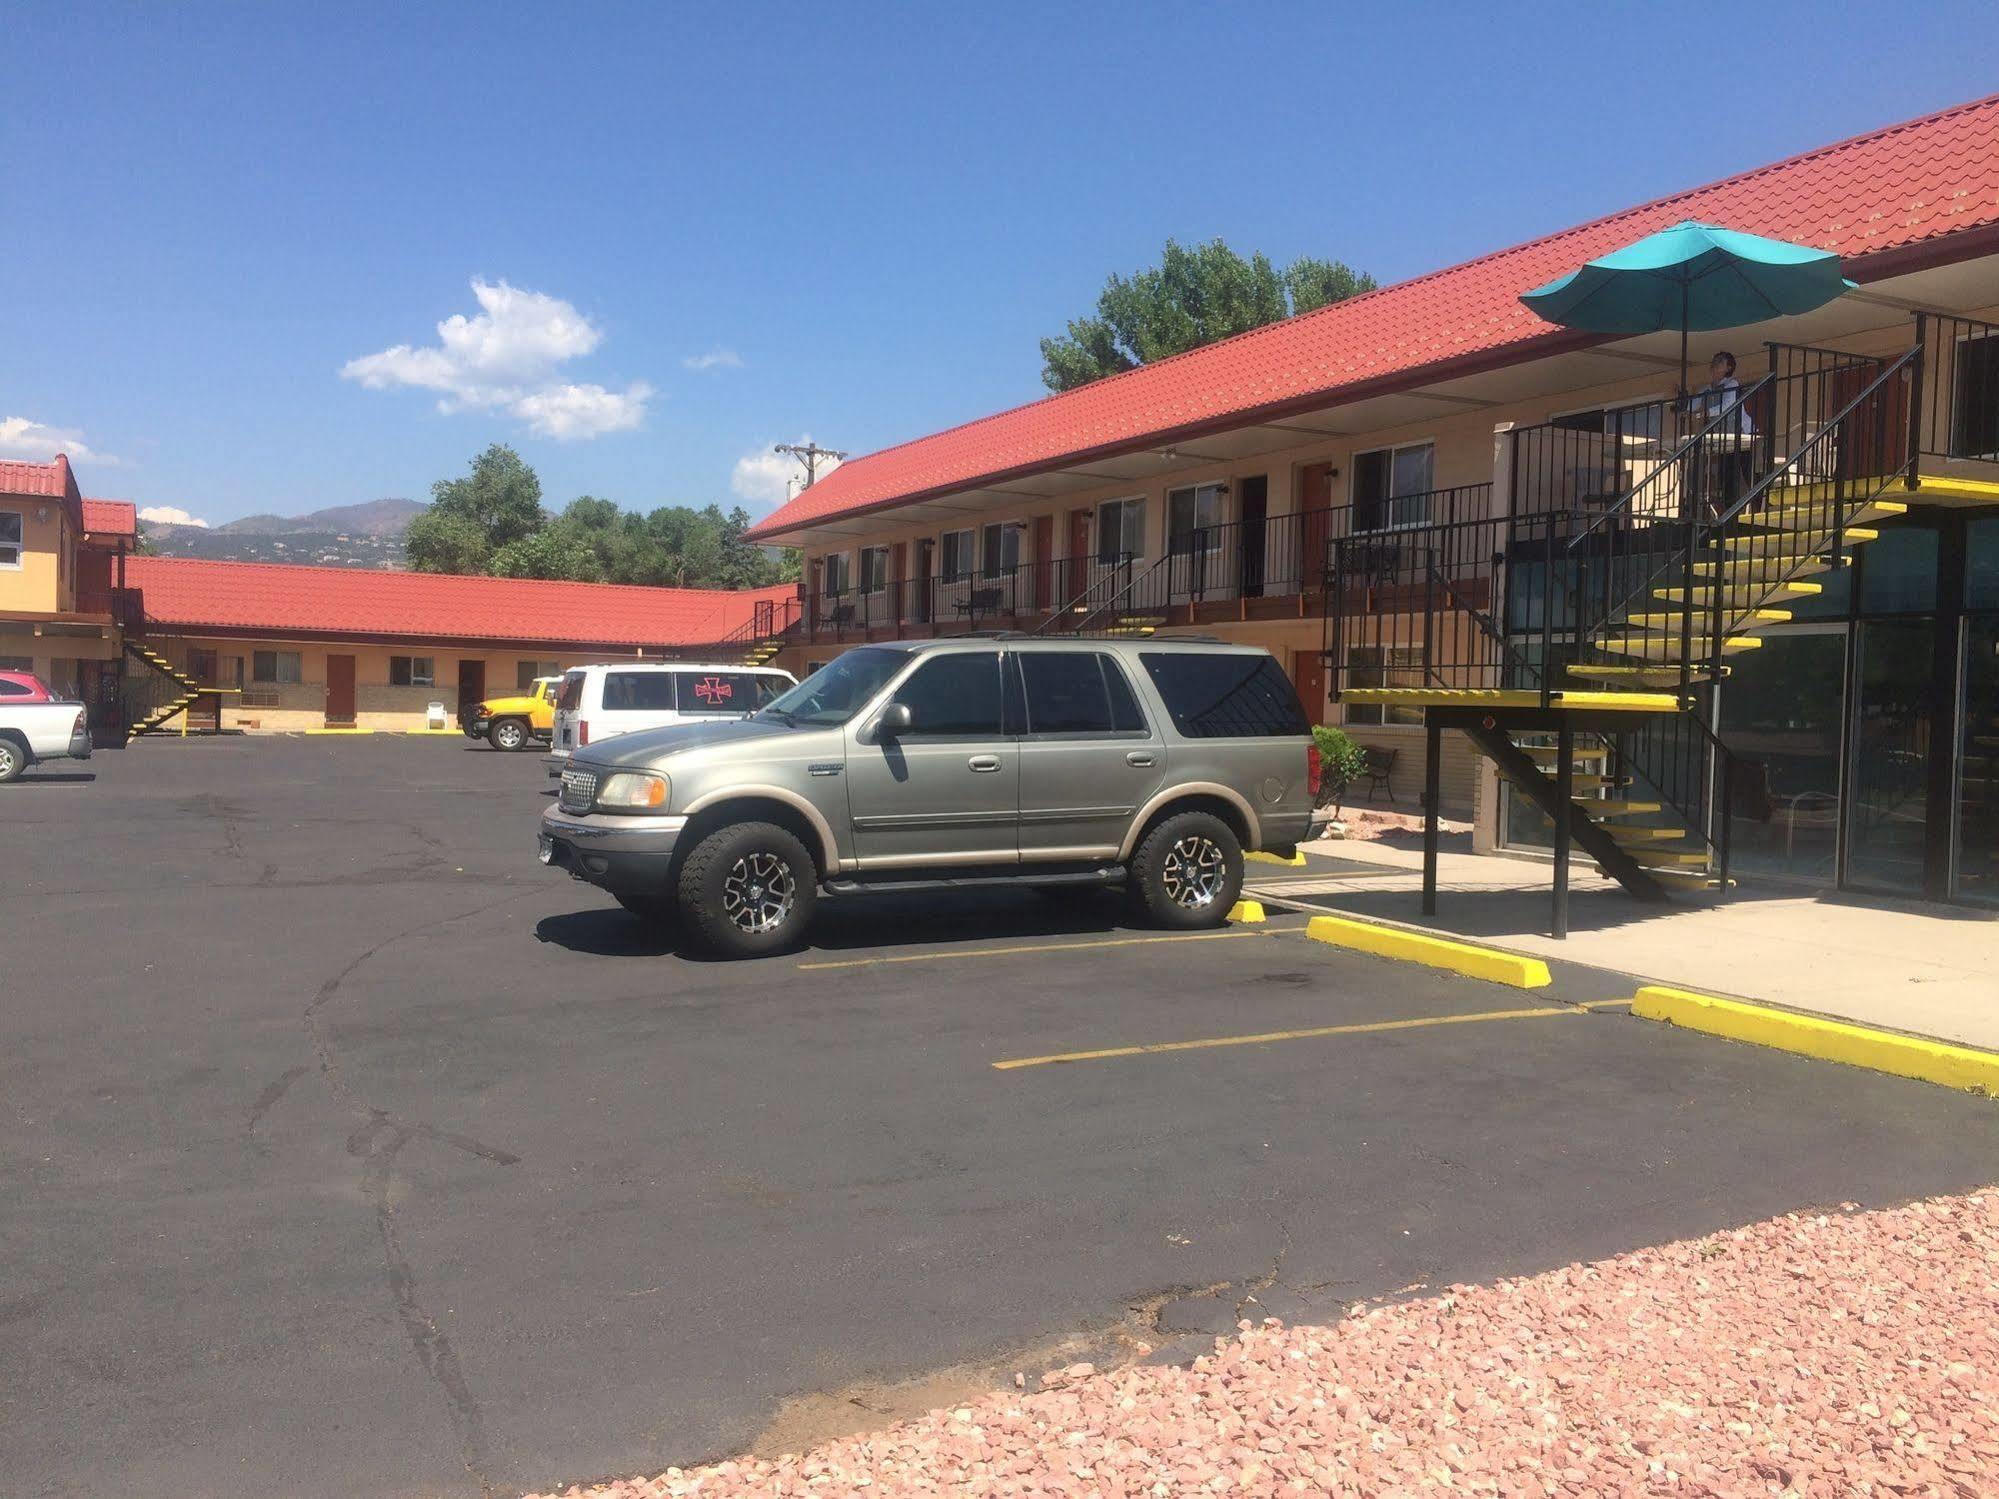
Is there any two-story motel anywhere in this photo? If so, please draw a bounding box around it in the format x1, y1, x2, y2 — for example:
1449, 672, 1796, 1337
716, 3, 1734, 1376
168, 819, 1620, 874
745, 94, 1999, 907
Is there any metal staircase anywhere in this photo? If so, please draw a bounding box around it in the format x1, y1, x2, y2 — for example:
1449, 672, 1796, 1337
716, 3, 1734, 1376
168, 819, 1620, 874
120, 638, 235, 735
1032, 551, 1167, 638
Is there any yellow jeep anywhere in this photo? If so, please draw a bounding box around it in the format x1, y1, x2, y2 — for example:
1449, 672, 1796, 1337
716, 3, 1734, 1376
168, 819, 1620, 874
467, 676, 561, 751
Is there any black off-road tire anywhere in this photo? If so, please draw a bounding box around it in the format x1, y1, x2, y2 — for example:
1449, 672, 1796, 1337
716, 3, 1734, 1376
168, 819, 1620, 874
613, 890, 677, 925
488, 717, 530, 752
1126, 810, 1243, 930
675, 821, 818, 958
0, 735, 26, 784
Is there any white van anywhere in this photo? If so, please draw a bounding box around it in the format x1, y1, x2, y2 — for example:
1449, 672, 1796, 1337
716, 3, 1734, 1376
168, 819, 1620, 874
549, 662, 797, 759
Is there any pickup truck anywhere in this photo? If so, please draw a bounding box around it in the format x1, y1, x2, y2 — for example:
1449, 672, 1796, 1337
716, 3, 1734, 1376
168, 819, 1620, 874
0, 671, 93, 783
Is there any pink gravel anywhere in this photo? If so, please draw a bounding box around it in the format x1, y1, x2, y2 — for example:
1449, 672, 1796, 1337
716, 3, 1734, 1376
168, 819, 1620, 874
531, 1188, 1999, 1497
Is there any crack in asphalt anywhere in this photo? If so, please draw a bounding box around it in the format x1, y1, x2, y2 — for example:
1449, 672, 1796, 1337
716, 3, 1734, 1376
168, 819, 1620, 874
244, 1065, 308, 1153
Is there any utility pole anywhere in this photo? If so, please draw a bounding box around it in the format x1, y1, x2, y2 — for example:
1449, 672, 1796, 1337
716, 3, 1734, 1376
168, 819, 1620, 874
773, 441, 848, 490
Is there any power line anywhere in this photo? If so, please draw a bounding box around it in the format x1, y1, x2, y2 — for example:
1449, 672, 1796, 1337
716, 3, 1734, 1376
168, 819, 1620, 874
773, 441, 848, 491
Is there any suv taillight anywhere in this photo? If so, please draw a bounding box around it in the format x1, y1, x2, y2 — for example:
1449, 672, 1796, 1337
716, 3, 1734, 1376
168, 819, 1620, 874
1306, 742, 1323, 799
577, 719, 589, 746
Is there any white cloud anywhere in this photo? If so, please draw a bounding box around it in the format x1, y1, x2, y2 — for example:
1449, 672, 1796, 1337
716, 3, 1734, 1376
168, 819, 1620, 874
511, 381, 654, 441
731, 438, 844, 508
341, 279, 650, 439
683, 348, 743, 372
0, 416, 124, 467
137, 505, 209, 528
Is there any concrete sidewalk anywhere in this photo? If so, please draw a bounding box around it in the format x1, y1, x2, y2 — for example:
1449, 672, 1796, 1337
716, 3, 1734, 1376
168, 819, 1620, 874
1258, 836, 1999, 1052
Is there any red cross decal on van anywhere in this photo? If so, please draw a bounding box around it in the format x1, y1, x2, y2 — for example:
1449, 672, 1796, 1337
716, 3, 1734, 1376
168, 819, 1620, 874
693, 675, 734, 705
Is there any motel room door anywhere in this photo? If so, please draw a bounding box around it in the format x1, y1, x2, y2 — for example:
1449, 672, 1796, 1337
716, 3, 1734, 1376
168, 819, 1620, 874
1290, 649, 1328, 725
1032, 514, 1054, 610
458, 660, 485, 725
1300, 463, 1337, 596
325, 654, 357, 726
1066, 509, 1091, 600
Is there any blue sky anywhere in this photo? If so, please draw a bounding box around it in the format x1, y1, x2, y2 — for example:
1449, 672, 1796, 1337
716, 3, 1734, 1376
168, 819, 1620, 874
5, 1, 1995, 526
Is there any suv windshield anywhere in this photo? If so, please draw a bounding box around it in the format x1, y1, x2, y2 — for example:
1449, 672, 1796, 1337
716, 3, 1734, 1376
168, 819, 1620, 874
759, 648, 905, 727
556, 671, 586, 712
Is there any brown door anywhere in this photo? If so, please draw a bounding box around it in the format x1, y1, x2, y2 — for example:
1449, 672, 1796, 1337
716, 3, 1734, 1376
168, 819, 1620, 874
1291, 649, 1328, 725
1826, 362, 1912, 482
1299, 463, 1337, 594
457, 660, 485, 725
1031, 515, 1054, 610
186, 648, 220, 730
1066, 508, 1091, 598
326, 655, 356, 725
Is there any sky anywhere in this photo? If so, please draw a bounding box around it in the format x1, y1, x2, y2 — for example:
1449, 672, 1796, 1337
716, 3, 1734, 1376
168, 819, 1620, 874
4, 1, 1996, 528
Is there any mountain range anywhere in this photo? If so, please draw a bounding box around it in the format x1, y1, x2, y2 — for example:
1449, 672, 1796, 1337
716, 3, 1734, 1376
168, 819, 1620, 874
142, 498, 424, 568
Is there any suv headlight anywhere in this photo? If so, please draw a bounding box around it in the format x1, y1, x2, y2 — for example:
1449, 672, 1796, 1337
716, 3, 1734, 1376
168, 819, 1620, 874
595, 771, 670, 810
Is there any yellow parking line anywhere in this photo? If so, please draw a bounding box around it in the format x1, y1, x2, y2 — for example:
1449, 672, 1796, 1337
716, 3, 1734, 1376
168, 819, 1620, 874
992, 1004, 1577, 1070
798, 928, 1273, 971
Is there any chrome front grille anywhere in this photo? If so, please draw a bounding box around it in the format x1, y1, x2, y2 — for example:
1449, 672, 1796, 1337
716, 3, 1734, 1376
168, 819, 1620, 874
558, 767, 598, 813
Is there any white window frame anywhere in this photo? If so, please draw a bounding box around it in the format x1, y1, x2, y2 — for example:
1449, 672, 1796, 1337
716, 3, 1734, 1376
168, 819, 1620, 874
820, 551, 853, 597
1350, 441, 1437, 533
1166, 483, 1227, 557
980, 521, 1022, 580
859, 545, 890, 596
1095, 497, 1145, 566
0, 509, 22, 570
940, 529, 976, 584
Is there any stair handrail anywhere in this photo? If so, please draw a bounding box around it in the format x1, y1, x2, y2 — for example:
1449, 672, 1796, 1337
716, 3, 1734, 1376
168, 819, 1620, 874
1032, 550, 1137, 635
1564, 373, 1775, 552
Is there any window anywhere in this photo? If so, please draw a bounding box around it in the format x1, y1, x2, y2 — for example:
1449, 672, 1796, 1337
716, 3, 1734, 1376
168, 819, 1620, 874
1952, 331, 1999, 460
517, 660, 559, 690
980, 522, 1021, 580
890, 650, 1002, 736
0, 510, 21, 569
821, 551, 852, 596
673, 670, 783, 715
389, 655, 435, 687
940, 529, 975, 583
1167, 484, 1226, 556
1097, 498, 1145, 565
1352, 442, 1435, 531
252, 650, 302, 684
0, 677, 32, 697
1139, 653, 1309, 738
0, 655, 32, 672
601, 671, 677, 711
763, 647, 903, 727
557, 671, 586, 711
860, 546, 890, 595
1343, 646, 1425, 726
1019, 651, 1147, 735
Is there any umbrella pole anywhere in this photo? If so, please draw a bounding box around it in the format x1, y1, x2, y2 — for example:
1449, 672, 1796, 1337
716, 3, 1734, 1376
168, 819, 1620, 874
1679, 281, 1690, 398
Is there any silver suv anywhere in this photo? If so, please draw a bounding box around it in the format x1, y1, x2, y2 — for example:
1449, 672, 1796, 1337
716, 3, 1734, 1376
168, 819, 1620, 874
537, 636, 1328, 956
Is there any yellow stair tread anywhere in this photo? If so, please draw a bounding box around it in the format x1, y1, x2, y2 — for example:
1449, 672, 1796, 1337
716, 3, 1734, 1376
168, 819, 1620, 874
1593, 636, 1763, 659
1653, 581, 1822, 604
1621, 609, 1792, 630
1603, 825, 1688, 843
1566, 664, 1729, 685
1580, 800, 1662, 816
1339, 687, 1677, 712
1502, 771, 1627, 791
1625, 847, 1713, 867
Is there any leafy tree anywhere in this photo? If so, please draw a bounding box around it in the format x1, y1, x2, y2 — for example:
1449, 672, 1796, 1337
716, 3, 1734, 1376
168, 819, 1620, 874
1039, 238, 1377, 392
404, 508, 493, 574
489, 527, 604, 581
408, 444, 543, 571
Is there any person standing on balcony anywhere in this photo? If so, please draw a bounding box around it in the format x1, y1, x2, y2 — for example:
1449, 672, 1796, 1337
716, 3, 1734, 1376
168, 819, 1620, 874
1682, 351, 1755, 513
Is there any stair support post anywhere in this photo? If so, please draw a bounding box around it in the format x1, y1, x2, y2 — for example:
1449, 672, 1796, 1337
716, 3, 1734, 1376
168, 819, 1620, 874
1422, 720, 1441, 917
1552, 724, 1573, 939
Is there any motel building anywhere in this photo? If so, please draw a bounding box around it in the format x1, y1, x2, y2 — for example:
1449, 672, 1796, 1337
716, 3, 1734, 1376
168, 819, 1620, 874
745, 94, 1999, 910
0, 456, 797, 737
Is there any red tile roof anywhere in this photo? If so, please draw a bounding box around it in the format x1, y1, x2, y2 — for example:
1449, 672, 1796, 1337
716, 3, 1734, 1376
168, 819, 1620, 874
0, 455, 80, 503
81, 499, 138, 538
123, 556, 799, 650
748, 92, 1999, 541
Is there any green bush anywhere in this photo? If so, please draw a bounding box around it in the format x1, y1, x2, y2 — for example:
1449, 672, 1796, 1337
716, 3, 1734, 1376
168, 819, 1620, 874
1311, 724, 1369, 811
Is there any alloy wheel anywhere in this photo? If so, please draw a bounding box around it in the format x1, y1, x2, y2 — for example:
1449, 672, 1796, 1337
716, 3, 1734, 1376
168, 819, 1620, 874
495, 721, 525, 750
0, 742, 16, 779
722, 851, 795, 933
1161, 835, 1226, 908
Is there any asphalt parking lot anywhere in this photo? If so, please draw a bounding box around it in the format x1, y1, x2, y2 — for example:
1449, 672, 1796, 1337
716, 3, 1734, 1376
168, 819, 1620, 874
7, 735, 1999, 1498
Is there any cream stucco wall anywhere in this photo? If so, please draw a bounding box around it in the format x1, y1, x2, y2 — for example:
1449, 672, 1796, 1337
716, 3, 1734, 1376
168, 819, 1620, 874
0, 499, 77, 616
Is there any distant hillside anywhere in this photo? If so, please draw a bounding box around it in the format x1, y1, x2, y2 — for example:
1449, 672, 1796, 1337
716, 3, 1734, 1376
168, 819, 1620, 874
142, 498, 421, 568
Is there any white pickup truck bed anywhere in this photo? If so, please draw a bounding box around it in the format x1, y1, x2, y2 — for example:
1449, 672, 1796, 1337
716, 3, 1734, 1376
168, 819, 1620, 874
0, 699, 92, 782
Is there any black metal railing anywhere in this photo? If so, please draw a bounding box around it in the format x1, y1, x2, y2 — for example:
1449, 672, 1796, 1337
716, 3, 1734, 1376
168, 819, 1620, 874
1911, 312, 1999, 473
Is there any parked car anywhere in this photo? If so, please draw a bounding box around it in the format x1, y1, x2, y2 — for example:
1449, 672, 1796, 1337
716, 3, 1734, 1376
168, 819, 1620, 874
537, 637, 1328, 956
0, 672, 92, 783
547, 662, 797, 760
466, 675, 562, 751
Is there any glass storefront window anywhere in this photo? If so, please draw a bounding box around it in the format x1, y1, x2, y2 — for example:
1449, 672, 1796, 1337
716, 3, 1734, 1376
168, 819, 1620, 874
1719, 630, 1846, 884
1956, 615, 1999, 905
1968, 518, 1999, 609
1847, 618, 1936, 894
1859, 525, 1939, 613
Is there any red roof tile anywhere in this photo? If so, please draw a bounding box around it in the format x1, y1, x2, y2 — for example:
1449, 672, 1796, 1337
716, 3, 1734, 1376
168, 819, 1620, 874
81, 499, 138, 538
0, 455, 80, 503
123, 556, 798, 650
748, 93, 1999, 541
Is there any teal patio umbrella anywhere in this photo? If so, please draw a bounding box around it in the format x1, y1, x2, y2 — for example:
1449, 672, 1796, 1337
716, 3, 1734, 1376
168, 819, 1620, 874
1520, 220, 1856, 391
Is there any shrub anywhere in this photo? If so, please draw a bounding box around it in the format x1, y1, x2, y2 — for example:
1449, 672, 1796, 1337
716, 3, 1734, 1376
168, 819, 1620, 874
1312, 724, 1369, 812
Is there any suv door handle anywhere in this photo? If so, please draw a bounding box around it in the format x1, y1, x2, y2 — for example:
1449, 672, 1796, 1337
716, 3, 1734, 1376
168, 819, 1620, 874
967, 754, 1002, 773
1125, 751, 1155, 767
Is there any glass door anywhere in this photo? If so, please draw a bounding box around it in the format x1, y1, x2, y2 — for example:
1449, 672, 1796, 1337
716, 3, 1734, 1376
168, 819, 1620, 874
1845, 618, 1936, 894
1954, 615, 1999, 904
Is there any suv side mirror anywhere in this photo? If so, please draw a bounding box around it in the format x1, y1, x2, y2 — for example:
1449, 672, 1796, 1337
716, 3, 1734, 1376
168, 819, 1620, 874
874, 702, 912, 739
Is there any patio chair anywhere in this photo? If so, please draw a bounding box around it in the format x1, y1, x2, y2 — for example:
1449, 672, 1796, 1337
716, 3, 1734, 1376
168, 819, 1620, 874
955, 586, 1004, 619
1360, 744, 1398, 803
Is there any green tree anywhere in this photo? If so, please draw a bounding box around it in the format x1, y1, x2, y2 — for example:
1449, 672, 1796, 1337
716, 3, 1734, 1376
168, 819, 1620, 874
489, 527, 604, 581
1039, 238, 1377, 392
403, 508, 493, 574
408, 444, 544, 572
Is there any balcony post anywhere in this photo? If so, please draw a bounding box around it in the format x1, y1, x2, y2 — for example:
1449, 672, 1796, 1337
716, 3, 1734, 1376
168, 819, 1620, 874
1906, 313, 1927, 490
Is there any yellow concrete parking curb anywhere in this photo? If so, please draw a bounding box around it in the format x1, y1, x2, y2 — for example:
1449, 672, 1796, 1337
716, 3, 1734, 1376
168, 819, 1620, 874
1245, 849, 1307, 867
1227, 899, 1266, 924
1631, 985, 1999, 1097
1303, 915, 1553, 990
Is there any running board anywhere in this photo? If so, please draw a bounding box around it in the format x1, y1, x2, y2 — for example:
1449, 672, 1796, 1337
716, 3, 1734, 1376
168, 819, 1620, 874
822, 867, 1125, 896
